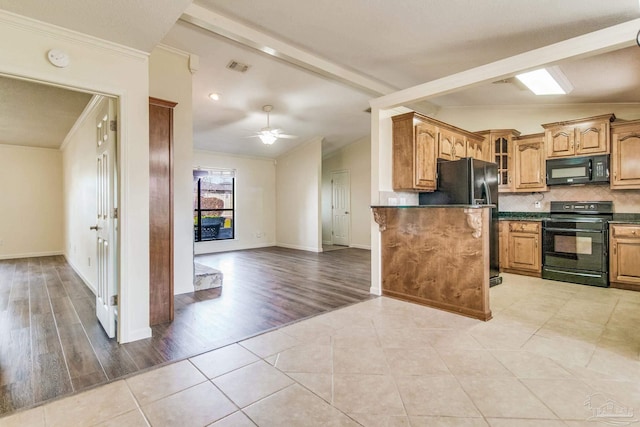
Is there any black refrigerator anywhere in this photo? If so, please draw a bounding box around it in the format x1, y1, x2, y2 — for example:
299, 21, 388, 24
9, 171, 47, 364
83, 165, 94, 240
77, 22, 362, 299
419, 157, 501, 286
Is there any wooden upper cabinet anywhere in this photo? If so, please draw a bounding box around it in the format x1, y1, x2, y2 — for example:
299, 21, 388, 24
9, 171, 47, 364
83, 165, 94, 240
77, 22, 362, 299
611, 119, 640, 189
543, 114, 614, 158
392, 112, 487, 192
477, 130, 520, 193
544, 126, 574, 158
414, 121, 438, 189
438, 124, 485, 161
452, 135, 466, 160
437, 129, 456, 161
392, 112, 437, 192
467, 135, 489, 162
575, 119, 610, 155
513, 133, 547, 192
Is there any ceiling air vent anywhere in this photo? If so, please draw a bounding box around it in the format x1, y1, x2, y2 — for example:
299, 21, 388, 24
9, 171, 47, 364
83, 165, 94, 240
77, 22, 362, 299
226, 60, 250, 73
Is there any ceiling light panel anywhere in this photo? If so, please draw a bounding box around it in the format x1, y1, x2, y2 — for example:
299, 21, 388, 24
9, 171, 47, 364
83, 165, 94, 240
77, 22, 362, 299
515, 67, 573, 95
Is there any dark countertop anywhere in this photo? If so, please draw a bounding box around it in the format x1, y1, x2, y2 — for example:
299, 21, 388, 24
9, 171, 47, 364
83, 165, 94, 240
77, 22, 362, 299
498, 211, 549, 221
371, 205, 495, 209
610, 213, 640, 224
498, 211, 640, 224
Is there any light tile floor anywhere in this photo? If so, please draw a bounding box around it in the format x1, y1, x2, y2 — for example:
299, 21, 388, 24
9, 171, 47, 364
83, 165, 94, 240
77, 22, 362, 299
2, 273, 640, 426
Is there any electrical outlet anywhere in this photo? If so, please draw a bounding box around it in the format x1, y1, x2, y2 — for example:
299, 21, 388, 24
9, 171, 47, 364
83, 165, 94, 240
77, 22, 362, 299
534, 201, 542, 209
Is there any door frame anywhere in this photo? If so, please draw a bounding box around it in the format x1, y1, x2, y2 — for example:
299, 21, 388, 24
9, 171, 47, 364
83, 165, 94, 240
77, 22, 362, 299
0, 71, 126, 341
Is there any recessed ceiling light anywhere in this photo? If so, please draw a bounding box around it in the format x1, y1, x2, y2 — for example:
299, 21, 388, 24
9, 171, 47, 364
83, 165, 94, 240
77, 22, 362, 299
208, 93, 220, 101
515, 67, 573, 95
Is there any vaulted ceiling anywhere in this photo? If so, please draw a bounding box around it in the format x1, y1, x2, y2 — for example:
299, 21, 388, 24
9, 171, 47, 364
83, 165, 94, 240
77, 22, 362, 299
1, 0, 639, 156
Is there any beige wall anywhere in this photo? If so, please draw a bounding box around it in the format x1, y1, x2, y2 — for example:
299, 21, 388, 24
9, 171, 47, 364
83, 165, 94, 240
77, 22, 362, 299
0, 145, 63, 259
193, 150, 277, 254
322, 136, 372, 249
149, 46, 194, 295
61, 97, 103, 291
433, 104, 640, 135
0, 11, 151, 342
276, 137, 323, 252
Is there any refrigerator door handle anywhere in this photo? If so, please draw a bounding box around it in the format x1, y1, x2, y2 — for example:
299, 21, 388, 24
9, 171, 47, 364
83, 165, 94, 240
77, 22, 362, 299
482, 180, 492, 205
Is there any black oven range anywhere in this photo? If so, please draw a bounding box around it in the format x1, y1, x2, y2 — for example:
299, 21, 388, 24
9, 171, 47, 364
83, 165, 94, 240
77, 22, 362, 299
542, 201, 613, 287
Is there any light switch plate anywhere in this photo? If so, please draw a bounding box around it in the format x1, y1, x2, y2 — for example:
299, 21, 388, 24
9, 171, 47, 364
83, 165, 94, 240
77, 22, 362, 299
534, 201, 542, 209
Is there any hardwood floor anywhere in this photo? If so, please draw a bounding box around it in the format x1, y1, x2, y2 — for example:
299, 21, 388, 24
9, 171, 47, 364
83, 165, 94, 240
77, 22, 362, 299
0, 247, 372, 416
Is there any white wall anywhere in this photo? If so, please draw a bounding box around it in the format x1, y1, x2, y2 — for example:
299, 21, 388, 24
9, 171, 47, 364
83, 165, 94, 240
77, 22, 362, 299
149, 46, 194, 295
0, 145, 63, 259
61, 98, 103, 291
0, 11, 151, 342
193, 150, 277, 254
322, 136, 372, 249
276, 137, 323, 252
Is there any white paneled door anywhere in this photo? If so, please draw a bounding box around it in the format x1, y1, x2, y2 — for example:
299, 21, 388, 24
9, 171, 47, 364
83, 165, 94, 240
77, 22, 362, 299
331, 170, 351, 246
94, 98, 118, 338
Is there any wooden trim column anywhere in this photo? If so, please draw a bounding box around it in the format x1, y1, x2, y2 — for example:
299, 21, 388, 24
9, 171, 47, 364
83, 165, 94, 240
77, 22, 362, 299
149, 97, 177, 325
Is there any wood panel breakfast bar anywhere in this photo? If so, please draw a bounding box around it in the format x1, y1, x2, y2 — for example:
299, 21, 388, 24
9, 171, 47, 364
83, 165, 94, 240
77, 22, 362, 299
372, 205, 492, 321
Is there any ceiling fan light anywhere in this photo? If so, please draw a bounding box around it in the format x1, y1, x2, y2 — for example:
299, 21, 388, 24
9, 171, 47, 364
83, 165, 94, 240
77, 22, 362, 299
259, 133, 277, 145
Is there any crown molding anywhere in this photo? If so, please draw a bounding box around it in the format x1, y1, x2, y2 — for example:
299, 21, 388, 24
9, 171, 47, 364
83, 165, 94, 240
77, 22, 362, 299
0, 9, 149, 61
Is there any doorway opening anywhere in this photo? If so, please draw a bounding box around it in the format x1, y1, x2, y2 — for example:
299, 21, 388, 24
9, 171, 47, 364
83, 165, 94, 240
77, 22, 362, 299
328, 170, 351, 250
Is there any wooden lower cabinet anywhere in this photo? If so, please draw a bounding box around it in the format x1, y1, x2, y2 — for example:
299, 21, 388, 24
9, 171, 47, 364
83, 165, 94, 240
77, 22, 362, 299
610, 224, 640, 291
499, 220, 542, 277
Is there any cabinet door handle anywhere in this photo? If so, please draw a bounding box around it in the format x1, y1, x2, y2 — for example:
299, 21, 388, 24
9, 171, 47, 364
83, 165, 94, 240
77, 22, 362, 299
613, 244, 616, 255
535, 238, 538, 248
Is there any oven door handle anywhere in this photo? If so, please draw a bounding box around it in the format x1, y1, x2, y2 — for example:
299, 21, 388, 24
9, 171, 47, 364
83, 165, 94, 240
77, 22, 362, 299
543, 227, 603, 233
544, 218, 605, 223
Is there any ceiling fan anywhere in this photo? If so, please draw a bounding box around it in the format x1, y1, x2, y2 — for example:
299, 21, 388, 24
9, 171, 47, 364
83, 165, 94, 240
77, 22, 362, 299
252, 105, 296, 145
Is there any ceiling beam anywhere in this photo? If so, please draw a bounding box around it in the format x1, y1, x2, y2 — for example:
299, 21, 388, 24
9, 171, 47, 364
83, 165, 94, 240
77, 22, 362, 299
181, 3, 440, 115
370, 18, 640, 110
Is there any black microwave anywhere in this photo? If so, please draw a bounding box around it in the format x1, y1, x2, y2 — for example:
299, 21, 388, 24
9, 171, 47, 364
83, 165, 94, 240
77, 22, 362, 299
546, 154, 609, 186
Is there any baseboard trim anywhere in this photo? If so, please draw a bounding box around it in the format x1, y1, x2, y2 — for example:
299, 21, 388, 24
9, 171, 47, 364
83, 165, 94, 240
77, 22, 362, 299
194, 242, 276, 255
276, 243, 322, 253
0, 250, 63, 260
62, 254, 97, 295
122, 327, 152, 343
349, 244, 371, 250
322, 240, 333, 245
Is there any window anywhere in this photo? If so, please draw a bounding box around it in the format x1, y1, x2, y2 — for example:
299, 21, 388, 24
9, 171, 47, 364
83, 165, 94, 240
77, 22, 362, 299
193, 169, 235, 241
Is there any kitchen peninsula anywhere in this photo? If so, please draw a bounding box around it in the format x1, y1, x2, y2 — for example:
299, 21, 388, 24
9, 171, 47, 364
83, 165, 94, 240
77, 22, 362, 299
372, 205, 492, 321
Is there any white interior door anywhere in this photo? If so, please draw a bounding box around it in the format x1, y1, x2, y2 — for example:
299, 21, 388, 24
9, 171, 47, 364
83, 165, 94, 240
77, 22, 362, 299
94, 98, 118, 338
331, 171, 350, 246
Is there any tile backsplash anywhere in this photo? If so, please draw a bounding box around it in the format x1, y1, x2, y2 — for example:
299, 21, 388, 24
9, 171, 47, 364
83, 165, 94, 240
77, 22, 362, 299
500, 186, 640, 213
